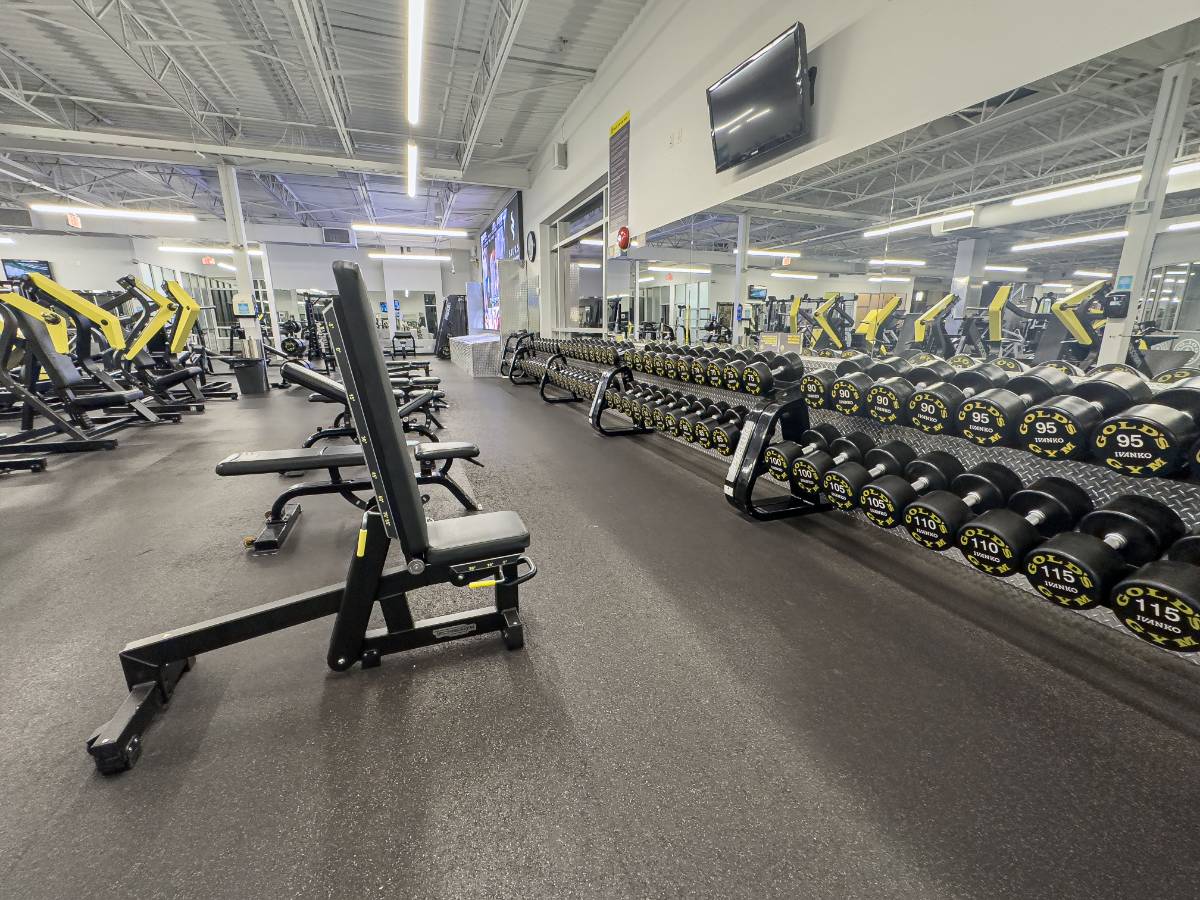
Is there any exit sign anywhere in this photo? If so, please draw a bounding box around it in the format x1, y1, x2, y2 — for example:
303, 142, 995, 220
66, 212, 81, 229
201, 256, 216, 266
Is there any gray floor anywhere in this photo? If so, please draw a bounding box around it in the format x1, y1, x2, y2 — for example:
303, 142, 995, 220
3, 361, 1200, 899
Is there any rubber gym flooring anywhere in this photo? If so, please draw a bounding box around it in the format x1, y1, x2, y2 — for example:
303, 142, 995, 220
3, 360, 1200, 899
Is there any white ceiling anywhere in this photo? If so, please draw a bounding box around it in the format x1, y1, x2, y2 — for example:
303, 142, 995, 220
0, 0, 645, 232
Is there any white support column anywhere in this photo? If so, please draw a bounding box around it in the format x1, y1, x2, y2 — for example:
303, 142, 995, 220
1099, 60, 1195, 365
732, 213, 750, 343
257, 245, 280, 341
948, 238, 990, 333
217, 162, 264, 353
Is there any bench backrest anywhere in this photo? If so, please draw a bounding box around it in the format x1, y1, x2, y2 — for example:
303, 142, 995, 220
327, 261, 429, 556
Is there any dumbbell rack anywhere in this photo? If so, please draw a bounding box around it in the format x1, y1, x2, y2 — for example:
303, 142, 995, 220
792, 354, 1200, 663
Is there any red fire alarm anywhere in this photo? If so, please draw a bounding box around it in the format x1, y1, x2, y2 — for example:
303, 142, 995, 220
201, 256, 216, 266
617, 226, 631, 251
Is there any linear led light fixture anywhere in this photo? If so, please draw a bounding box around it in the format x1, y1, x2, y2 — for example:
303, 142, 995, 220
1170, 159, 1200, 177
32, 202, 196, 223
868, 275, 911, 283
407, 143, 418, 198
868, 258, 926, 267
407, 0, 424, 125
770, 271, 818, 280
1012, 173, 1142, 206
863, 209, 973, 238
985, 264, 1029, 273
159, 245, 264, 256
1042, 282, 1075, 290
367, 252, 451, 262
580, 238, 605, 247
1074, 269, 1114, 278
216, 262, 236, 272
577, 262, 602, 270
351, 223, 468, 238
0, 236, 13, 244
1011, 230, 1128, 252
736, 248, 800, 258
646, 266, 711, 275
1167, 220, 1200, 232
638, 276, 654, 283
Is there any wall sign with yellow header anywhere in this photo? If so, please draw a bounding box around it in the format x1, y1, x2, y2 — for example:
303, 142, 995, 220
608, 111, 630, 257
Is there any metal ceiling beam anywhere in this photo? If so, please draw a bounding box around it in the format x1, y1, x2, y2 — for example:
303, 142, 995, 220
459, 0, 531, 171
68, 0, 230, 143
0, 124, 532, 188
252, 172, 322, 227
0, 44, 112, 128
289, 0, 354, 156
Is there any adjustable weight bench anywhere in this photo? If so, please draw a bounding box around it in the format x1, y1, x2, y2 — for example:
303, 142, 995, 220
87, 261, 536, 774
280, 361, 443, 440
216, 435, 483, 553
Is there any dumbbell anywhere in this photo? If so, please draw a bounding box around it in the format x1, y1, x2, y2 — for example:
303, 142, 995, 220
693, 402, 745, 451
1018, 368, 1151, 460
902, 462, 1023, 551
799, 368, 838, 409
719, 350, 757, 390
828, 371, 874, 417
858, 452, 966, 529
710, 406, 750, 456
704, 350, 737, 388
1154, 366, 1200, 385
862, 360, 957, 425
1043, 360, 1083, 377
662, 396, 705, 436
946, 353, 978, 369
989, 357, 1027, 374
679, 399, 727, 444
672, 399, 709, 440
652, 393, 696, 431
1110, 535, 1200, 651
742, 351, 804, 395
637, 389, 671, 424
790, 432, 876, 497
865, 355, 913, 380
689, 348, 715, 383
956, 364, 1076, 446
835, 353, 871, 375
1092, 376, 1200, 478
760, 423, 842, 484
674, 348, 694, 383
619, 386, 656, 416
822, 441, 916, 510
956, 477, 1094, 578
1024, 495, 1186, 610
907, 361, 1011, 435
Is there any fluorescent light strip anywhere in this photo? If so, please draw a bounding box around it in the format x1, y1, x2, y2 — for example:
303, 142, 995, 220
0, 236, 13, 244
1074, 269, 1114, 279
1042, 282, 1074, 290
407, 0, 424, 125
646, 266, 711, 275
1170, 159, 1200, 177
738, 248, 799, 258
32, 202, 196, 223
351, 223, 467, 238
1167, 220, 1200, 232
770, 271, 818, 280
868, 258, 926, 267
580, 238, 605, 247
1012, 173, 1142, 206
985, 264, 1029, 273
869, 276, 911, 283
368, 252, 450, 262
217, 262, 236, 272
577, 263, 602, 270
863, 209, 973, 238
407, 143, 418, 198
638, 276, 654, 283
1011, 230, 1128, 252
159, 245, 263, 256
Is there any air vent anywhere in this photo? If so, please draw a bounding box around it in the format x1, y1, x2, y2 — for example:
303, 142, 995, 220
553, 142, 568, 171
322, 226, 355, 246
0, 208, 32, 228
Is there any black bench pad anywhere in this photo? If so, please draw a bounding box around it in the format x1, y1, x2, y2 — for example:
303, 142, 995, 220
216, 446, 365, 476
414, 441, 478, 461
424, 511, 530, 566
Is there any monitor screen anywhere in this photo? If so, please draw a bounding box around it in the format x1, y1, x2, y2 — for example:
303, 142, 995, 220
3, 258, 53, 280
480, 193, 523, 331
748, 286, 768, 301
707, 23, 813, 173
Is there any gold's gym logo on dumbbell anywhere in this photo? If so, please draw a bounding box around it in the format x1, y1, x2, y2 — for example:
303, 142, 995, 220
1112, 585, 1200, 650
1093, 420, 1170, 476
1019, 408, 1076, 458
959, 525, 1016, 576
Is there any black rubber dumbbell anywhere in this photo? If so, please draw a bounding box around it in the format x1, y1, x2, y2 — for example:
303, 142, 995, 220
858, 451, 965, 529
689, 348, 715, 384
719, 350, 757, 390
822, 441, 916, 510
790, 432, 876, 497
704, 350, 737, 387
828, 370, 874, 417
902, 462, 1023, 551
865, 355, 914, 380
799, 368, 839, 410
619, 386, 655, 416
1024, 495, 1186, 610
760, 423, 842, 484
863, 360, 957, 425
907, 362, 1011, 435
652, 393, 693, 431
956, 364, 1076, 446
1018, 368, 1151, 460
662, 397, 704, 436
635, 389, 669, 425
693, 402, 744, 450
1109, 535, 1200, 652
710, 406, 749, 456
1092, 376, 1200, 478
742, 351, 804, 395
956, 477, 1094, 578
835, 353, 871, 375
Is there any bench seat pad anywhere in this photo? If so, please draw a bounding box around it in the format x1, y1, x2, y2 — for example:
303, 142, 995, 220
424, 511, 530, 566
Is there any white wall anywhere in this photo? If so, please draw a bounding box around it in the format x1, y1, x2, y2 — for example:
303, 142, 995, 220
0, 232, 139, 288
525, 0, 1200, 239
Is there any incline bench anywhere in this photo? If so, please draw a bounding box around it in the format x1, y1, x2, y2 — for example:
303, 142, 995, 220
87, 260, 537, 774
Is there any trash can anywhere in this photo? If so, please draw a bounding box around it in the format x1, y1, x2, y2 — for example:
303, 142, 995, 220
230, 358, 270, 395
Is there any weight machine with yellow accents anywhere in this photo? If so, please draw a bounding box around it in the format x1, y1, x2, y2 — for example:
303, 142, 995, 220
809, 293, 855, 354
909, 292, 957, 358
852, 295, 902, 356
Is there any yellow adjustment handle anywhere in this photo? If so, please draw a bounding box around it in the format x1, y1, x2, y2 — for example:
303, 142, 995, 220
468, 578, 499, 589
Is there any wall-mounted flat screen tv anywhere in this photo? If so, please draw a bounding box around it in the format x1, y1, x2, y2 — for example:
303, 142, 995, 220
707, 23, 814, 173
3, 258, 53, 280
479, 192, 522, 330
